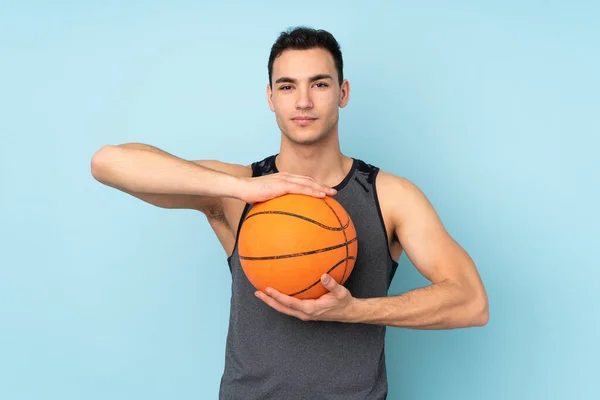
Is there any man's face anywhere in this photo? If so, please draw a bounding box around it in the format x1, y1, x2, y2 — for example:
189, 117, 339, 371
267, 48, 350, 146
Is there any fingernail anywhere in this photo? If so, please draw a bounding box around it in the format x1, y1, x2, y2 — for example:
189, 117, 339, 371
323, 275, 330, 284
318, 192, 326, 197
266, 288, 272, 295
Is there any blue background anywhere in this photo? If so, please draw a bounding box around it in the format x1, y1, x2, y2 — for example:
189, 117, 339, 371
1, 1, 599, 399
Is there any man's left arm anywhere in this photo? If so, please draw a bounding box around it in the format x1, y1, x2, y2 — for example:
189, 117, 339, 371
255, 172, 489, 329
348, 172, 489, 329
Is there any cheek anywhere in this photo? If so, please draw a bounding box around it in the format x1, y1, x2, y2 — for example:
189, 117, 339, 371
317, 92, 338, 110
274, 106, 290, 122
272, 105, 290, 128
321, 100, 339, 119
272, 96, 293, 114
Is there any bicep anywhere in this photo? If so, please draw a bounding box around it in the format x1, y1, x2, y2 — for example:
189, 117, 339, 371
382, 175, 477, 284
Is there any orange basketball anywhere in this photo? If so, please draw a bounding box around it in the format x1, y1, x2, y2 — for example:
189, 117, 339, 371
238, 194, 358, 299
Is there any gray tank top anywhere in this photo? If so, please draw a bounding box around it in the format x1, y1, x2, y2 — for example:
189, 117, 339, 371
219, 155, 398, 399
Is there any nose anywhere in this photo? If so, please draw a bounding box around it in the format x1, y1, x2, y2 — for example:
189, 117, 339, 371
295, 86, 313, 110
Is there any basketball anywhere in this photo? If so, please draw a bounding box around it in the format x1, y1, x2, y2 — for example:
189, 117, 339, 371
237, 194, 358, 300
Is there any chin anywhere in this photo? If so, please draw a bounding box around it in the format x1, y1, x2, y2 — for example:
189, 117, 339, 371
285, 131, 328, 146
282, 123, 331, 145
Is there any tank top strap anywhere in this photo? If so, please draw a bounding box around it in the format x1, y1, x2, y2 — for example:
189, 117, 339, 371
251, 154, 277, 177
351, 158, 380, 191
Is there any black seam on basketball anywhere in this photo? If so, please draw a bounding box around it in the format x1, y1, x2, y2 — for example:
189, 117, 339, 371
239, 237, 357, 260
322, 199, 350, 281
245, 210, 349, 231
289, 256, 356, 297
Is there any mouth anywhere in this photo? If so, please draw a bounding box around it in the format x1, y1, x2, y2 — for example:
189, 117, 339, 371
291, 116, 318, 126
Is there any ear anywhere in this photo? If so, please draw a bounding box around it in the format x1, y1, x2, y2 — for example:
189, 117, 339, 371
339, 79, 350, 108
266, 83, 275, 112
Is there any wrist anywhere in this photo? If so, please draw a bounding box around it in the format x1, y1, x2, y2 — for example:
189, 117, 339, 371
346, 297, 368, 324
226, 175, 250, 201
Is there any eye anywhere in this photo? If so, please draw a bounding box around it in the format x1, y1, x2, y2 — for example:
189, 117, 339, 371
279, 85, 292, 91
314, 82, 329, 88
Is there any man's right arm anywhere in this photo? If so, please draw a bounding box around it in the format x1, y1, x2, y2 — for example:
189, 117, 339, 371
90, 142, 338, 256
90, 142, 338, 213
90, 143, 249, 214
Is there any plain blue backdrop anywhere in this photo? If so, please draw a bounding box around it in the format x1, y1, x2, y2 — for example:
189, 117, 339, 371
1, 1, 599, 399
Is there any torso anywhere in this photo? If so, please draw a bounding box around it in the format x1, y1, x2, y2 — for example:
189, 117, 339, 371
217, 154, 401, 399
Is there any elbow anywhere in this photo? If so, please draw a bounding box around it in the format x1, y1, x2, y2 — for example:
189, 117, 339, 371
451, 278, 489, 328
472, 299, 489, 327
451, 274, 489, 328
468, 290, 489, 327
90, 145, 118, 182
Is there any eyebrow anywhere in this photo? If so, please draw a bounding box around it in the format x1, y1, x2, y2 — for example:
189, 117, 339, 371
274, 74, 334, 84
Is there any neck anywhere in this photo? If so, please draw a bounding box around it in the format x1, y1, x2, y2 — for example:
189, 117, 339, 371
276, 130, 353, 189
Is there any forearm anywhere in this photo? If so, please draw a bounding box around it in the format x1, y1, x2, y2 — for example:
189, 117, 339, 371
349, 280, 488, 329
90, 144, 240, 198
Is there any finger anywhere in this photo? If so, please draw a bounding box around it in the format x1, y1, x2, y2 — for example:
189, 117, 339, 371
255, 291, 310, 320
286, 176, 337, 195
264, 287, 308, 311
277, 172, 336, 194
321, 274, 348, 299
285, 183, 328, 198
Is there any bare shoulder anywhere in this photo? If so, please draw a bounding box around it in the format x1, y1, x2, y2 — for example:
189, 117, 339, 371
375, 169, 441, 229
375, 170, 426, 205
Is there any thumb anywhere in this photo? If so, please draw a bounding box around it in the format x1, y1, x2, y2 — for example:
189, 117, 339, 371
321, 274, 346, 297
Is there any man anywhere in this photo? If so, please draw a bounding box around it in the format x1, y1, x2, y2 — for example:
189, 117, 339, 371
91, 26, 488, 399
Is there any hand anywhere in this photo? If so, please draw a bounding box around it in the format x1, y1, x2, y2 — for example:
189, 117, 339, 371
254, 274, 356, 322
238, 172, 337, 203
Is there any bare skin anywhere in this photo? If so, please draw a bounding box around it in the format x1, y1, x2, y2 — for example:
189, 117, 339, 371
91, 47, 488, 329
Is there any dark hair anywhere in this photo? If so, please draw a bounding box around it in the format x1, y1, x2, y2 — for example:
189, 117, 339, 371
268, 26, 344, 86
